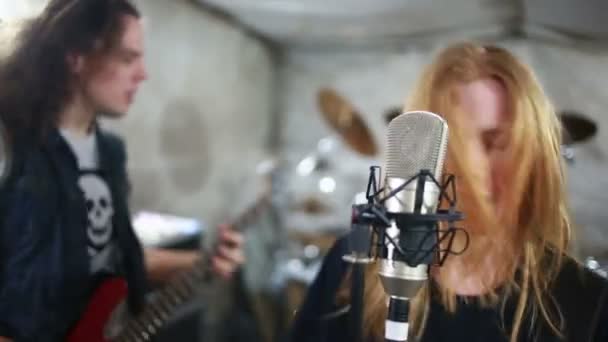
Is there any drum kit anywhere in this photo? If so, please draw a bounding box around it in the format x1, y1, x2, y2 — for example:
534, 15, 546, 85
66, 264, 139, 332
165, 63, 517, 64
280, 88, 379, 235
260, 88, 380, 328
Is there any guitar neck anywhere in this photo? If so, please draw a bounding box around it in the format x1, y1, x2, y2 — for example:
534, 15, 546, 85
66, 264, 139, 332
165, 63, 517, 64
118, 194, 270, 341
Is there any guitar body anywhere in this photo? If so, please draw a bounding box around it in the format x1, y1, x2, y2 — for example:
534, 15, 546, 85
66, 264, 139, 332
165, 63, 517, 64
67, 277, 128, 342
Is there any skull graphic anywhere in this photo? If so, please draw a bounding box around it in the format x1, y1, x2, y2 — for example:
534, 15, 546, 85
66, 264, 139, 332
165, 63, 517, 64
79, 174, 114, 254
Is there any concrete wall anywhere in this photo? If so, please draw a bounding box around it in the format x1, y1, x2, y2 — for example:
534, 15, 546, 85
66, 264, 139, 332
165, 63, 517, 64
278, 40, 608, 259
102, 0, 277, 228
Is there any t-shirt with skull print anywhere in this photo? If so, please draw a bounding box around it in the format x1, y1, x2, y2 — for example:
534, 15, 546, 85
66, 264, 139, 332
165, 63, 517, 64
61, 129, 121, 277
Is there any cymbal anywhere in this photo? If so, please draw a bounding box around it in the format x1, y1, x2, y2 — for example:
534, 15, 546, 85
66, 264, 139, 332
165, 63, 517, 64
317, 88, 378, 157
558, 110, 598, 145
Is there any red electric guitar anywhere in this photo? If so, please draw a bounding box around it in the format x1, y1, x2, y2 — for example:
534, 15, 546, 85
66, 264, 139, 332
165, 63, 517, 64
67, 193, 271, 342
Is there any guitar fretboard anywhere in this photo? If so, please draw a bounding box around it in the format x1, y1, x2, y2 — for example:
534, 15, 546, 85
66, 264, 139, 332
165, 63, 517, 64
116, 195, 270, 342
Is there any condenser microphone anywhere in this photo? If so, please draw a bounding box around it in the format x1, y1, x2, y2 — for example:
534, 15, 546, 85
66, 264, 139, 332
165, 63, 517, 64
379, 111, 449, 341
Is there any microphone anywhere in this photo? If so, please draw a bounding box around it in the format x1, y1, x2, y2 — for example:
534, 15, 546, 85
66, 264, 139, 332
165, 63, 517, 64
343, 110, 463, 342
380, 111, 449, 342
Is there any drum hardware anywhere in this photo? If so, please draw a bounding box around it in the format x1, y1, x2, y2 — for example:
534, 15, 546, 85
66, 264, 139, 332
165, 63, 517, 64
585, 256, 607, 278
280, 88, 380, 234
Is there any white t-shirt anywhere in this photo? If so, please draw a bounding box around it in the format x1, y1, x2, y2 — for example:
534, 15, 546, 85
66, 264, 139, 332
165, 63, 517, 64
60, 129, 120, 276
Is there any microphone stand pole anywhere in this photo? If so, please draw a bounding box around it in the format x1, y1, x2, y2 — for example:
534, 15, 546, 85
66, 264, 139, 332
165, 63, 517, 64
351, 250, 365, 342
345, 218, 374, 342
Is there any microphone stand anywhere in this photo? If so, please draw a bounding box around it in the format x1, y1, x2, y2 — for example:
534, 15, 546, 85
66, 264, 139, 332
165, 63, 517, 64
344, 167, 391, 342
345, 219, 373, 342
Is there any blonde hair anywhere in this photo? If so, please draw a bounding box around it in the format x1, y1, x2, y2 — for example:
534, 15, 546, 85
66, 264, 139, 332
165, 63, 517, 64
337, 42, 572, 342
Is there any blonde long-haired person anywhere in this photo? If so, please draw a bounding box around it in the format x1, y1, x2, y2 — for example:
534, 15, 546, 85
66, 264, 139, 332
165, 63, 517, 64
288, 42, 608, 342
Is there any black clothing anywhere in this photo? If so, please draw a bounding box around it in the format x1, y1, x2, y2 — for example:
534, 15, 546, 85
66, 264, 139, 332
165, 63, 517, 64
289, 236, 608, 342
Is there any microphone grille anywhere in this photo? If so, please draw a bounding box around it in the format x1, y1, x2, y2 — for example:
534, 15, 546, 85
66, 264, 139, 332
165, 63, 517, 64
386, 111, 448, 180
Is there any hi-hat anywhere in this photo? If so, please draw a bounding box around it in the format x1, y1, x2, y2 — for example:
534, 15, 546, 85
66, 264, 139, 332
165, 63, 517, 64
558, 110, 598, 145
317, 88, 378, 157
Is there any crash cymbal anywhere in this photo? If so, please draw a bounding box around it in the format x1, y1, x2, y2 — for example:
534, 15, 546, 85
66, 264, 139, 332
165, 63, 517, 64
317, 88, 378, 157
558, 110, 598, 145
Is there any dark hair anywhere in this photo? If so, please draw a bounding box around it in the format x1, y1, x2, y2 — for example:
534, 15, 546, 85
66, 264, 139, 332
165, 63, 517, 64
0, 0, 140, 142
